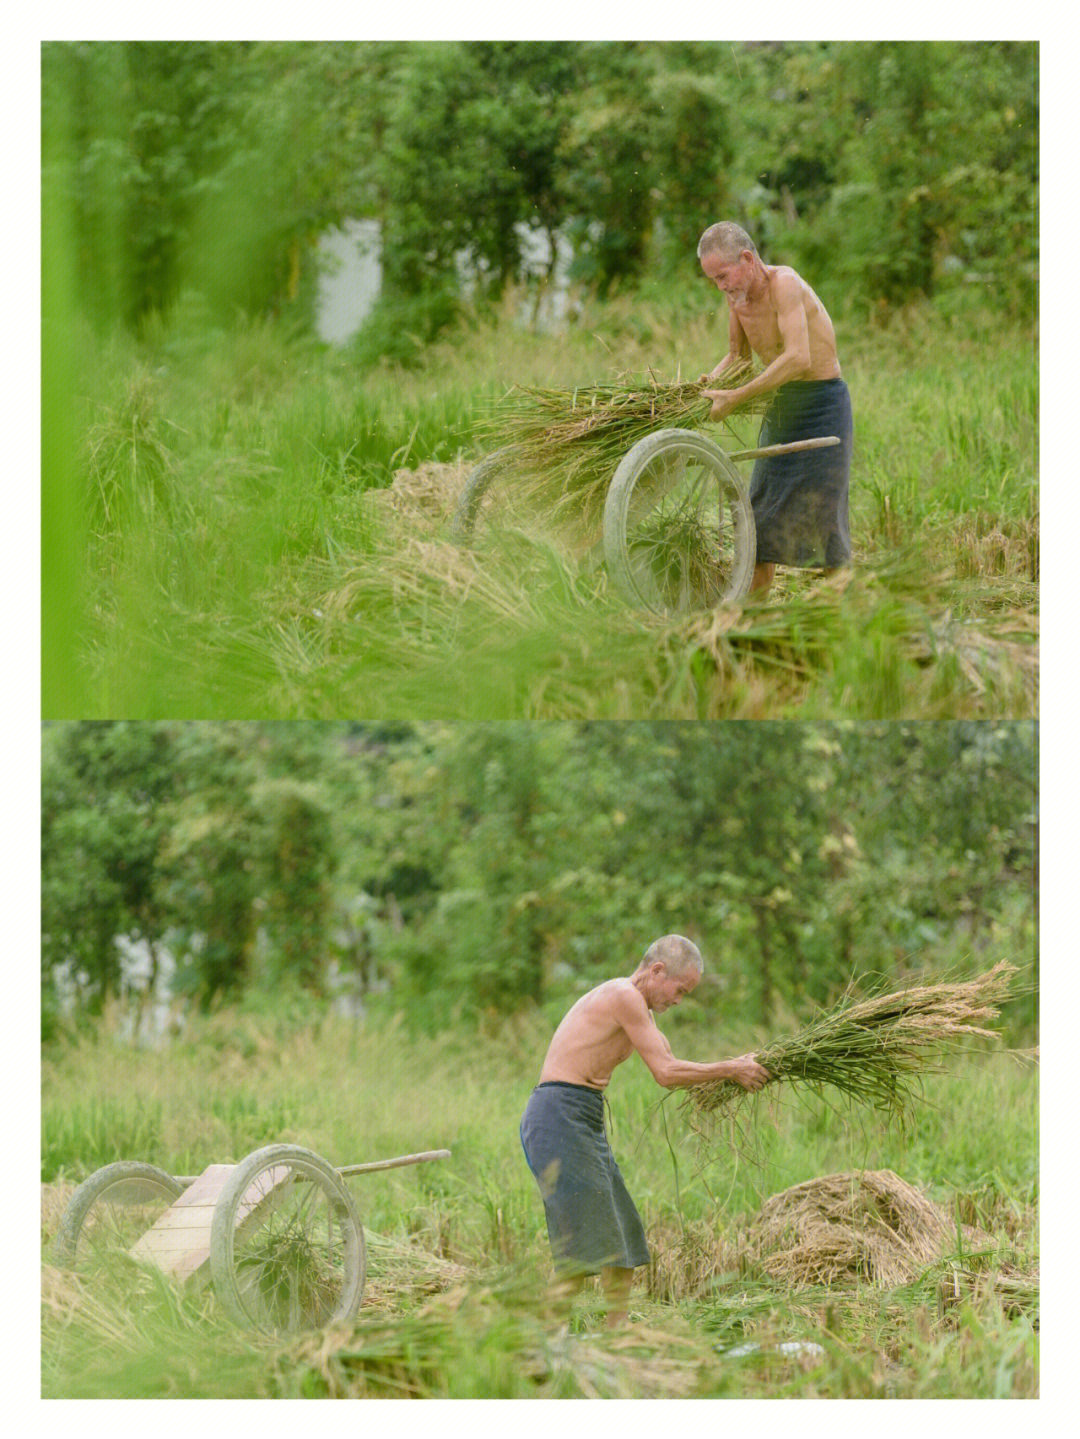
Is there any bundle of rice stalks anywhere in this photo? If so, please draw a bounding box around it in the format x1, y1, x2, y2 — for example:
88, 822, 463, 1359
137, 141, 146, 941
746, 1169, 987, 1289
481, 363, 765, 531
646, 1216, 735, 1303
686, 961, 1018, 1129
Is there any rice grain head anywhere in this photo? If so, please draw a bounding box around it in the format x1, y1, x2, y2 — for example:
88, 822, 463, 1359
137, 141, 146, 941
685, 962, 1019, 1130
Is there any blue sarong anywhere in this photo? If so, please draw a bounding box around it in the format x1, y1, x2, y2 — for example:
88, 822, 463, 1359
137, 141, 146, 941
520, 1081, 650, 1275
749, 377, 853, 568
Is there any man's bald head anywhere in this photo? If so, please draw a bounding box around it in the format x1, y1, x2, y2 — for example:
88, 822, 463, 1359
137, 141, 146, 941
697, 221, 758, 263
640, 934, 704, 979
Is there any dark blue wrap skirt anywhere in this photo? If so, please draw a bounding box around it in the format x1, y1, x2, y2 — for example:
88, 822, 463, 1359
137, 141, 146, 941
749, 377, 853, 568
520, 1081, 650, 1276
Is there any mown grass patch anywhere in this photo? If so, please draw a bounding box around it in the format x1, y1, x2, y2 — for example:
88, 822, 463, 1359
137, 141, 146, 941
42, 1001, 1037, 1398
51, 298, 1036, 719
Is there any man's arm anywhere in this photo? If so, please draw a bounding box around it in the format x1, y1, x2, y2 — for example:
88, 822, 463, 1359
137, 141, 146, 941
697, 302, 752, 384
612, 987, 769, 1091
703, 273, 812, 419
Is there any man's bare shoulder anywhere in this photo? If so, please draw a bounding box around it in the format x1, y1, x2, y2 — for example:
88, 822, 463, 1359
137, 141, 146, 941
582, 976, 633, 1006
769, 265, 811, 299
577, 977, 644, 1016
606, 978, 651, 1022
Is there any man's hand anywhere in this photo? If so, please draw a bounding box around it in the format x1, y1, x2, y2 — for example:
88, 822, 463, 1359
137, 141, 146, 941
702, 388, 741, 423
725, 1053, 770, 1090
698, 356, 734, 386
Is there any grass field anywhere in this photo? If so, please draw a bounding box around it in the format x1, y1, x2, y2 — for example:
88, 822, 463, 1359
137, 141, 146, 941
45, 293, 1036, 720
41, 999, 1038, 1399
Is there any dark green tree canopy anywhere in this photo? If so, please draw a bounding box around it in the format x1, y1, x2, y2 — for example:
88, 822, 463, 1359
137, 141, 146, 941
43, 40, 1036, 333
42, 721, 1036, 1040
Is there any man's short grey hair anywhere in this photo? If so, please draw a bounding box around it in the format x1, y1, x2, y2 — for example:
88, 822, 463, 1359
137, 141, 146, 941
642, 934, 704, 978
697, 222, 758, 262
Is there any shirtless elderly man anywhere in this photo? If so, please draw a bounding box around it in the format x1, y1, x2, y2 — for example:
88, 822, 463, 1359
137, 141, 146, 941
520, 934, 767, 1326
697, 221, 853, 596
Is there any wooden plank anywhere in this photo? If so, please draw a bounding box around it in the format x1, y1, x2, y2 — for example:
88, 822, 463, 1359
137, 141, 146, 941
129, 1162, 293, 1283
129, 1164, 235, 1281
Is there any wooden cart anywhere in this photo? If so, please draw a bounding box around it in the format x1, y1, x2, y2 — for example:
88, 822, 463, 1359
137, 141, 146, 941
452, 428, 841, 614
53, 1144, 451, 1334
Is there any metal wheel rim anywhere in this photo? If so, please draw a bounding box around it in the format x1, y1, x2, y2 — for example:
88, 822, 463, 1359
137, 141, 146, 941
53, 1164, 184, 1275
618, 444, 751, 612
216, 1156, 364, 1333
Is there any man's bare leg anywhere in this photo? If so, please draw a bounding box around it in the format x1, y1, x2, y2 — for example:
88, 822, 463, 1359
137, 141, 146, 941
600, 1266, 633, 1327
749, 562, 775, 596
548, 1271, 586, 1326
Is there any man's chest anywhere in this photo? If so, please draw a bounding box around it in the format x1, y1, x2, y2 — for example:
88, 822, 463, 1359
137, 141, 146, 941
735, 302, 783, 356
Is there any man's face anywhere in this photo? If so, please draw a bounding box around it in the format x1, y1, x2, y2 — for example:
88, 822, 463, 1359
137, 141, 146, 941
700, 248, 753, 304
651, 964, 700, 1012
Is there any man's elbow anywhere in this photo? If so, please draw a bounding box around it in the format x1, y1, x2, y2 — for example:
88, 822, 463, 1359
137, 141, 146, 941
651, 1060, 681, 1089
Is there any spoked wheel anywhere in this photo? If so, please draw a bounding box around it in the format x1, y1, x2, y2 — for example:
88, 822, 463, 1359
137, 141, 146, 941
52, 1162, 185, 1273
603, 428, 756, 613
209, 1145, 366, 1334
450, 446, 524, 544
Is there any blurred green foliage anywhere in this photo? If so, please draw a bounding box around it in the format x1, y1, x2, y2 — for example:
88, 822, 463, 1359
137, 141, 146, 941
42, 721, 1036, 1039
41, 40, 1036, 339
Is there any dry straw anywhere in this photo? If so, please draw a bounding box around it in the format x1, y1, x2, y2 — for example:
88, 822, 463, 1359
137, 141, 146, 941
686, 961, 1018, 1129
746, 1169, 991, 1288
480, 363, 767, 532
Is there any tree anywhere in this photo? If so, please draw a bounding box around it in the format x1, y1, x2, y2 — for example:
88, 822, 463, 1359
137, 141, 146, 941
42, 721, 1036, 1038
41, 722, 181, 1024
42, 42, 253, 327
252, 778, 337, 991
732, 41, 1037, 313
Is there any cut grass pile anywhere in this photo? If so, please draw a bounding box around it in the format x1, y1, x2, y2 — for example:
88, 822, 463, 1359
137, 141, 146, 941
40, 999, 1037, 1399
286, 460, 1035, 723
745, 1169, 993, 1289
52, 299, 1036, 720
686, 961, 1018, 1128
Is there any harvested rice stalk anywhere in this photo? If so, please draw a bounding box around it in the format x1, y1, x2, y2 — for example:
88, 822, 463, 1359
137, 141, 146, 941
686, 961, 1018, 1129
480, 365, 767, 530
745, 1169, 988, 1288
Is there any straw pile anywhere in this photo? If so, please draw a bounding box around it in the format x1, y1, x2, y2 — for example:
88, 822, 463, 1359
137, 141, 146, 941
358, 1230, 468, 1308
746, 1169, 989, 1288
480, 363, 766, 532
686, 961, 1018, 1129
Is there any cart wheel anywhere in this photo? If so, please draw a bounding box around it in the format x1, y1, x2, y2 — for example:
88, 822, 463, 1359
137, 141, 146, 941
209, 1145, 366, 1334
450, 446, 522, 543
52, 1161, 185, 1272
603, 428, 756, 613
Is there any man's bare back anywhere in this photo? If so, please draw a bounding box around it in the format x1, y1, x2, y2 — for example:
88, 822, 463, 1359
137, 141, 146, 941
539, 979, 644, 1090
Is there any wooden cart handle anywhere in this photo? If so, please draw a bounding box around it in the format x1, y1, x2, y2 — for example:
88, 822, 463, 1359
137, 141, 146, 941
337, 1149, 452, 1177
171, 1148, 452, 1187
728, 436, 840, 462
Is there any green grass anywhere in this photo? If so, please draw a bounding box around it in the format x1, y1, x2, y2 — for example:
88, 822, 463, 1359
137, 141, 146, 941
46, 292, 1036, 719
41, 1001, 1037, 1398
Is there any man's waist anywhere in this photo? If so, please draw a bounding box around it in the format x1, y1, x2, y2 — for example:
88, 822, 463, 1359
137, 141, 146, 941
778, 373, 845, 388
536, 1078, 606, 1095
